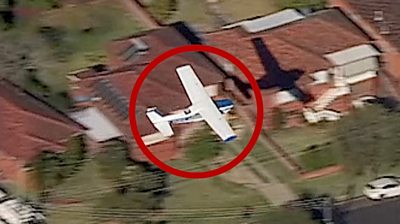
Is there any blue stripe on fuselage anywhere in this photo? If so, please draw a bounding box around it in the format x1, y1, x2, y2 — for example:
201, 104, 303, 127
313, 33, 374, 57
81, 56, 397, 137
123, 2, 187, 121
215, 99, 233, 108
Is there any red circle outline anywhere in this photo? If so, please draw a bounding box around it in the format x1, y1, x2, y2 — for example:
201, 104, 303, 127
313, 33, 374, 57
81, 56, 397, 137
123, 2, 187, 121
129, 44, 263, 179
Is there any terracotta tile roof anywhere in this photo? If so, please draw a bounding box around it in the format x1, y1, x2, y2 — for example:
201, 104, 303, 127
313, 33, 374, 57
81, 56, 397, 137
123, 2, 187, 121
205, 27, 330, 86
205, 9, 370, 102
313, 7, 373, 39
344, 0, 400, 50
268, 10, 371, 55
0, 79, 85, 163
205, 9, 370, 84
72, 23, 226, 137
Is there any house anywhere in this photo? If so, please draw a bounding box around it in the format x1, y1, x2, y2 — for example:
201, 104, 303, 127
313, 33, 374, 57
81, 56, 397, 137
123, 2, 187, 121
68, 22, 229, 162
204, 8, 381, 128
0, 79, 85, 188
329, 0, 400, 98
0, 187, 46, 224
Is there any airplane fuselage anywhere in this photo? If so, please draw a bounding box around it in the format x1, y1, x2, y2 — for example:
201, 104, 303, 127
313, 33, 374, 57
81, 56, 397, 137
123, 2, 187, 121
164, 99, 234, 124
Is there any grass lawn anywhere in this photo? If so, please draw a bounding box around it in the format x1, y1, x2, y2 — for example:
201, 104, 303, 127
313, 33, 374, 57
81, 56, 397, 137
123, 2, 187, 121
232, 127, 296, 183
166, 176, 268, 209
269, 123, 335, 155
169, 0, 214, 30
219, 0, 279, 21
17, 0, 58, 9
185, 127, 224, 163
47, 158, 159, 223
47, 160, 112, 224
298, 147, 340, 172
257, 207, 319, 224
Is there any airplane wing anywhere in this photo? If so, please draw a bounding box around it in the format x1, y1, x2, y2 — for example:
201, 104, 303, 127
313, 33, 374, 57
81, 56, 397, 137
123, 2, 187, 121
176, 65, 237, 142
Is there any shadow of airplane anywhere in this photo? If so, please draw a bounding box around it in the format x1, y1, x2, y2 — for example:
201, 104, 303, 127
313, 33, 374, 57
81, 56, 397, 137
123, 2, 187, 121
230, 37, 313, 103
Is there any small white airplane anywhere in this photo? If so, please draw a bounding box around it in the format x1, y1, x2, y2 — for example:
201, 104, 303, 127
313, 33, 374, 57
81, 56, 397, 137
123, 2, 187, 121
146, 65, 237, 143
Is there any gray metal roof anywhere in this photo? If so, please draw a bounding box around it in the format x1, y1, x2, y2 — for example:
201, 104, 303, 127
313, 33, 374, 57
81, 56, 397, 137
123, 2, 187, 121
243, 9, 305, 33
69, 107, 123, 142
324, 44, 381, 66
222, 9, 305, 32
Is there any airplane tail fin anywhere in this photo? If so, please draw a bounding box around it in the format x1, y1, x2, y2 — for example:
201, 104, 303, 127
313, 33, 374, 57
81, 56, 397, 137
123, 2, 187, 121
146, 108, 174, 137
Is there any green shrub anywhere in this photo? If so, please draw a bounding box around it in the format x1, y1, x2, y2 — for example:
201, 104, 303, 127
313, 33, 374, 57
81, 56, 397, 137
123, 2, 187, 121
279, 0, 326, 10
186, 127, 223, 163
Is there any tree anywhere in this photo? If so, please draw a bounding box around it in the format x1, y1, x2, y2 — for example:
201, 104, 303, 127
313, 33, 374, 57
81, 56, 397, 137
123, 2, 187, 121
59, 135, 87, 176
95, 140, 130, 181
148, 0, 177, 22
32, 151, 65, 192
0, 34, 37, 82
334, 105, 400, 176
0, 0, 16, 29
47, 0, 62, 9
95, 161, 169, 224
37, 26, 72, 62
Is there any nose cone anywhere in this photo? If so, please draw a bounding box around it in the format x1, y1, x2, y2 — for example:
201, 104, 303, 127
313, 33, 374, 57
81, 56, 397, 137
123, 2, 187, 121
224, 135, 237, 143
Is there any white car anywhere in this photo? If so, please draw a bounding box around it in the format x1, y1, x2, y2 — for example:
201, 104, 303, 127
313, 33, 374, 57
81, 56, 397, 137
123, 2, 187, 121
363, 176, 400, 200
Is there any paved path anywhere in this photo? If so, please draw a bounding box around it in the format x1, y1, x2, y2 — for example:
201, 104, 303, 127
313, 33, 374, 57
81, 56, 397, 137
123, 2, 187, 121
211, 116, 298, 206
214, 145, 297, 206
234, 104, 303, 172
229, 141, 277, 183
119, 0, 161, 29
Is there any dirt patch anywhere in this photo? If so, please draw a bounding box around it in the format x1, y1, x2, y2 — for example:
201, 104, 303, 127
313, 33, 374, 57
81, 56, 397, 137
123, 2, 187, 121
14, 7, 44, 19
50, 198, 82, 205
300, 165, 344, 180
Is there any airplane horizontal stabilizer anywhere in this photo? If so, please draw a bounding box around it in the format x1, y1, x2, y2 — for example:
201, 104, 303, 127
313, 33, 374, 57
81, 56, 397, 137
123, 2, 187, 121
146, 108, 174, 137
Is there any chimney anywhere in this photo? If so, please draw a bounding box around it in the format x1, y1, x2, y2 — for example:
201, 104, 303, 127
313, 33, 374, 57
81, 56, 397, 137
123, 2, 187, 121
373, 10, 383, 22
379, 21, 391, 35
374, 10, 391, 35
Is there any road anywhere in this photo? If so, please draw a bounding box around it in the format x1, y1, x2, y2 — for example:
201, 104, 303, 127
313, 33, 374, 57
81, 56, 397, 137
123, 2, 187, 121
334, 196, 400, 224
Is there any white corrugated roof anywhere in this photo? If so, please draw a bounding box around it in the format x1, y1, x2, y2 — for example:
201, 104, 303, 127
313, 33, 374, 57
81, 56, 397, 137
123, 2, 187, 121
324, 44, 380, 66
346, 71, 377, 84
311, 70, 330, 84
275, 90, 297, 105
222, 9, 305, 32
69, 107, 123, 142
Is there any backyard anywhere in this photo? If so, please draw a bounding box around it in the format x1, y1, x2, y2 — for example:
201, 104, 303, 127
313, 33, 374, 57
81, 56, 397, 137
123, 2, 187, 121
266, 107, 400, 199
269, 123, 342, 172
169, 0, 213, 30
166, 177, 267, 209
42, 153, 272, 223
219, 0, 278, 21
1, 0, 143, 109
